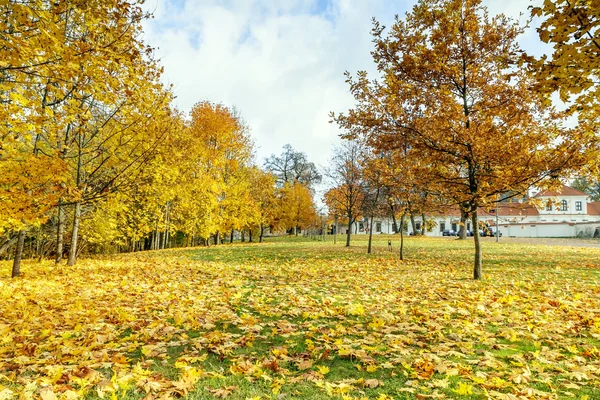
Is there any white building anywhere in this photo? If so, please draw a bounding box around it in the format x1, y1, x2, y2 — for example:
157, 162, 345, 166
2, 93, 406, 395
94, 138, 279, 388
344, 185, 600, 238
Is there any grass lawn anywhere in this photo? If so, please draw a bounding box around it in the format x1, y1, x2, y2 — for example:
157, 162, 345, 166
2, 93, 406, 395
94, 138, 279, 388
1, 235, 599, 399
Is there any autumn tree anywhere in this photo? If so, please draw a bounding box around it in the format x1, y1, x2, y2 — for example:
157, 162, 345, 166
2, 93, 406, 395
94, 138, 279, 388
264, 144, 322, 189
531, 0, 600, 177
532, 1, 599, 120
277, 182, 318, 236
324, 140, 366, 247
247, 168, 278, 242
334, 0, 591, 279
186, 102, 253, 244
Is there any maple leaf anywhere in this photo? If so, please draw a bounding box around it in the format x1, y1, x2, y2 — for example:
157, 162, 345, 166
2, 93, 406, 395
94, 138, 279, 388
208, 386, 238, 398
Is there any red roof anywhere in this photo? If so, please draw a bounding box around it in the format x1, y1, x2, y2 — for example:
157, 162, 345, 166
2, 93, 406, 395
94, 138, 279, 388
588, 202, 600, 216
478, 203, 539, 217
535, 185, 589, 197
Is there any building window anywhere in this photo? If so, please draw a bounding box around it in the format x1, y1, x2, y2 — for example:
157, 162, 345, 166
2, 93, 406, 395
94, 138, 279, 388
561, 200, 568, 211
575, 201, 582, 211
415, 222, 421, 231
440, 222, 446, 232
451, 223, 457, 232
546, 203, 552, 211
376, 222, 382, 232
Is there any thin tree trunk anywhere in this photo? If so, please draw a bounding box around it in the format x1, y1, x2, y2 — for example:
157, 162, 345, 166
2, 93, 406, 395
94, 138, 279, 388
230, 229, 234, 244
241, 230, 245, 242
472, 211, 482, 280
35, 227, 41, 259
249, 229, 253, 242
368, 215, 375, 254
0, 236, 18, 256
368, 187, 380, 253
12, 230, 26, 278
409, 212, 417, 235
399, 214, 405, 260
421, 213, 426, 235
458, 208, 468, 240
390, 203, 398, 233
346, 215, 352, 247
67, 201, 81, 266
215, 231, 220, 245
259, 225, 264, 243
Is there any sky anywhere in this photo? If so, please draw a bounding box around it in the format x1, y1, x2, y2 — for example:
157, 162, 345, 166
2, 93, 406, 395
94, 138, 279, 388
140, 0, 547, 169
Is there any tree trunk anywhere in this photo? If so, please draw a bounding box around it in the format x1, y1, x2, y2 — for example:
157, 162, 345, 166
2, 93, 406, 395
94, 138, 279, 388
249, 229, 253, 242
458, 208, 468, 240
241, 230, 245, 242
399, 214, 405, 260
56, 202, 65, 263
472, 211, 482, 280
67, 201, 81, 266
409, 213, 417, 235
390, 203, 398, 233
259, 225, 264, 243
421, 213, 426, 235
230, 229, 234, 244
215, 231, 220, 245
12, 230, 26, 278
367, 214, 374, 254
346, 215, 352, 247
0, 236, 18, 256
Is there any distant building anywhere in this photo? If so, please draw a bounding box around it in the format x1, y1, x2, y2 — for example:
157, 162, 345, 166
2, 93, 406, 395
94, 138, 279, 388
341, 185, 600, 238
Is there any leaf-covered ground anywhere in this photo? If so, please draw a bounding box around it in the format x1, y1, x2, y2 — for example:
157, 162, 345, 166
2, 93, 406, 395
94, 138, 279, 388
1, 236, 599, 400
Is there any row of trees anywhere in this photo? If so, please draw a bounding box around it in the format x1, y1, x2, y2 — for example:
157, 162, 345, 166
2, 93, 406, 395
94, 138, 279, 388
1, 1, 320, 277
328, 0, 599, 279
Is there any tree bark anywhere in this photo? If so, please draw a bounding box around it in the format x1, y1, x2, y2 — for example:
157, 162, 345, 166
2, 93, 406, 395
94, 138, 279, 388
215, 231, 220, 245
390, 203, 398, 233
230, 229, 234, 244
368, 187, 381, 253
409, 212, 417, 235
12, 230, 26, 278
472, 211, 482, 280
0, 236, 18, 256
241, 230, 245, 242
55, 201, 65, 263
458, 208, 468, 240
399, 214, 405, 260
421, 213, 426, 235
367, 215, 374, 254
259, 225, 264, 243
67, 201, 81, 266
249, 229, 253, 242
346, 215, 352, 247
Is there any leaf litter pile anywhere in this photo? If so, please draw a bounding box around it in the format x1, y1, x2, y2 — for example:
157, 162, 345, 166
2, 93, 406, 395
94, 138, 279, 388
1, 238, 599, 399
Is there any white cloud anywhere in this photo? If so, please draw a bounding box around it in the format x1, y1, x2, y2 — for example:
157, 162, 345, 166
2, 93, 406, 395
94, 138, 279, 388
141, 0, 548, 169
